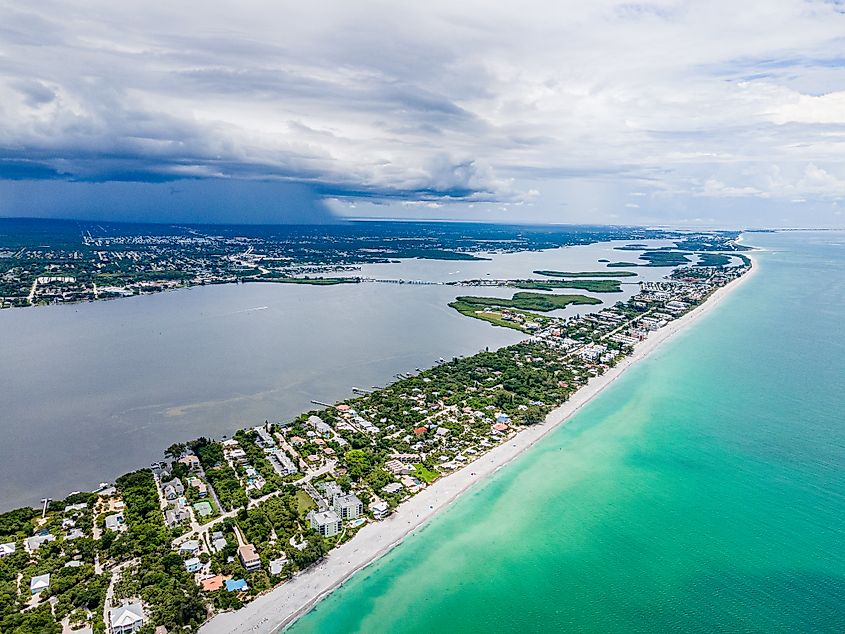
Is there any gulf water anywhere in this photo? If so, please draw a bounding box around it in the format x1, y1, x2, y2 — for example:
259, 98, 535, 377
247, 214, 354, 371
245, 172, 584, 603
288, 231, 845, 633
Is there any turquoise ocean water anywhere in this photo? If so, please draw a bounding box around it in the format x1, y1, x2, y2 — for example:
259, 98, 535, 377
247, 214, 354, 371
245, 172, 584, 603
288, 231, 844, 633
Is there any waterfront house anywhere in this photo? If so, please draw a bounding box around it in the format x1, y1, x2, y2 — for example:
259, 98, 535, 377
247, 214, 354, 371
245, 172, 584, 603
200, 575, 226, 592
109, 601, 144, 634
30, 573, 50, 595
334, 493, 363, 521
184, 557, 203, 573
269, 554, 288, 576
371, 501, 390, 520
238, 544, 261, 571
308, 509, 342, 537
178, 454, 200, 471
0, 542, 15, 557
225, 578, 248, 593
307, 415, 334, 436
382, 482, 403, 495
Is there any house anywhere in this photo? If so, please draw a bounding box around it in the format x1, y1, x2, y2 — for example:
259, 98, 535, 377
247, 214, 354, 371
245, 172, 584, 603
254, 426, 275, 447
269, 554, 288, 576
109, 601, 145, 634
225, 578, 248, 592
382, 482, 403, 495
307, 415, 334, 436
184, 557, 203, 573
267, 450, 298, 476
178, 540, 200, 556
308, 510, 342, 537
105, 513, 125, 532
200, 575, 226, 592
193, 501, 213, 518
0, 542, 15, 557
66, 528, 85, 540
384, 459, 412, 475
165, 508, 190, 528
334, 493, 363, 521
370, 501, 390, 520
24, 533, 55, 552
162, 479, 184, 500
64, 502, 87, 513
178, 455, 200, 471
30, 573, 50, 595
211, 531, 228, 552
238, 544, 261, 571
228, 448, 248, 464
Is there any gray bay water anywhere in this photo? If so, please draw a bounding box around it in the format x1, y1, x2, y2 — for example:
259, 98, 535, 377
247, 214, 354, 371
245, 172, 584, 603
0, 239, 673, 510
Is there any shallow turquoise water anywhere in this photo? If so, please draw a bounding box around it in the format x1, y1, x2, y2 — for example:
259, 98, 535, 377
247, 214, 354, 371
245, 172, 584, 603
288, 231, 845, 633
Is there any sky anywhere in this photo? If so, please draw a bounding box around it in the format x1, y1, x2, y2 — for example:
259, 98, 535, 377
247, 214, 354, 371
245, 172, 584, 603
1, 1, 844, 227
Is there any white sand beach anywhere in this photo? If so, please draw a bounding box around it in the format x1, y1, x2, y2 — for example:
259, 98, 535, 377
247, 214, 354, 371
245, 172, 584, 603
201, 255, 758, 634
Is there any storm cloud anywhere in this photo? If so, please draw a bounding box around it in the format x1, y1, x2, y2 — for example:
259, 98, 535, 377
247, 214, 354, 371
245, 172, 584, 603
1, 1, 844, 225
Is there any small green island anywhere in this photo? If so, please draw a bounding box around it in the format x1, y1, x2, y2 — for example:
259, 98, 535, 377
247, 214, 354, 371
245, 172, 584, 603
513, 279, 623, 292
607, 251, 694, 267
249, 276, 361, 285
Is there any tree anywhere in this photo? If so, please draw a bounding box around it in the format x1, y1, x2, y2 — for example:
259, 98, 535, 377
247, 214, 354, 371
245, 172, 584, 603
164, 443, 186, 460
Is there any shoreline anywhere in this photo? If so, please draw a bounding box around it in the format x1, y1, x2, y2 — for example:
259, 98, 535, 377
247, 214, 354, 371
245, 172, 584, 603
200, 254, 759, 634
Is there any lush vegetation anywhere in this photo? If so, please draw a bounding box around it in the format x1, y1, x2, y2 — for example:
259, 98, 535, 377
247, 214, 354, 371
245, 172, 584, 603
694, 253, 732, 267
451, 292, 602, 312
513, 279, 623, 292
248, 275, 360, 285
608, 251, 693, 267
190, 438, 249, 511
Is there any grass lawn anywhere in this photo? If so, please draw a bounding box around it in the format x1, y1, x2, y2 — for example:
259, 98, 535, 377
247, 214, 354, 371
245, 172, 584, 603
413, 464, 440, 484
295, 489, 317, 514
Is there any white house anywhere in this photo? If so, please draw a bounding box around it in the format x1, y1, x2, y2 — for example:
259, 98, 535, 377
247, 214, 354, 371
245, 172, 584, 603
0, 542, 15, 557
30, 573, 50, 595
178, 540, 201, 556
109, 601, 145, 634
184, 557, 203, 573
24, 533, 55, 552
370, 501, 390, 520
269, 554, 288, 576
105, 513, 125, 532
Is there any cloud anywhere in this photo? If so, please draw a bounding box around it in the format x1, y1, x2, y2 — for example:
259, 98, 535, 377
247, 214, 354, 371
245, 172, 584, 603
0, 0, 844, 225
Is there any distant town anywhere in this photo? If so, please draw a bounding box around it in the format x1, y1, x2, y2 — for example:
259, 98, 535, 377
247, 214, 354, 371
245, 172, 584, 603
0, 218, 746, 309
0, 225, 751, 634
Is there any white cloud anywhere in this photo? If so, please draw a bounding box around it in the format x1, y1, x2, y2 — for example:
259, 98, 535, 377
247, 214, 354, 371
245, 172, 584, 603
0, 0, 844, 225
